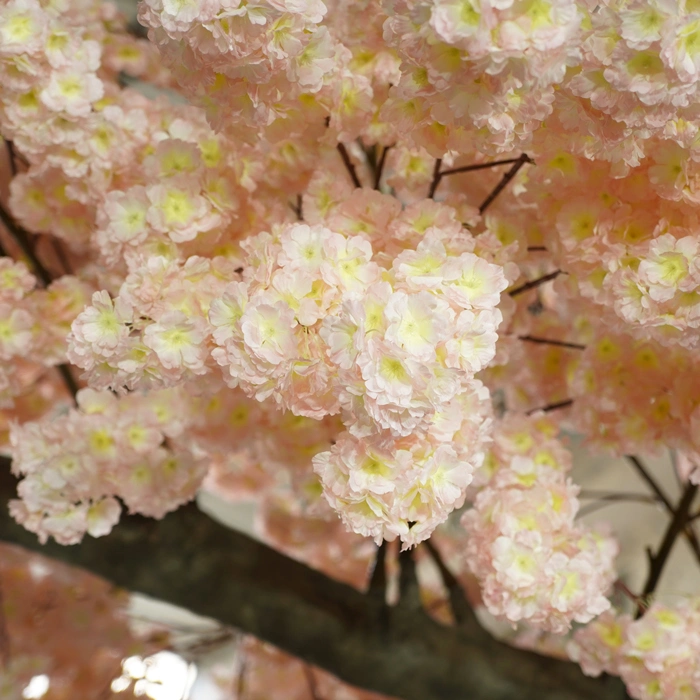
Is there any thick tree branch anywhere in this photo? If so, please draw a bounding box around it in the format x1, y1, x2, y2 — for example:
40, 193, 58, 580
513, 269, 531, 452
0, 464, 628, 700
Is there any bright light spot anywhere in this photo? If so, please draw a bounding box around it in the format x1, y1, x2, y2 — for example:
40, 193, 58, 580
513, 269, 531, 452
113, 651, 196, 700
123, 655, 147, 679
111, 677, 132, 693
22, 675, 50, 699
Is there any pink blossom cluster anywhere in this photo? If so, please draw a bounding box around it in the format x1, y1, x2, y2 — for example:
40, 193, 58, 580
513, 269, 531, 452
0, 258, 93, 407
138, 0, 372, 143
8, 387, 207, 544
0, 0, 167, 195
569, 600, 700, 700
68, 256, 241, 391
516, 150, 700, 350
205, 206, 507, 545
313, 382, 493, 547
462, 415, 618, 633
381, 0, 582, 155
566, 326, 697, 456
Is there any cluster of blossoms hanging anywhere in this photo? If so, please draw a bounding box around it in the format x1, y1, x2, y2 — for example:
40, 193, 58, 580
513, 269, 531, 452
2, 0, 700, 698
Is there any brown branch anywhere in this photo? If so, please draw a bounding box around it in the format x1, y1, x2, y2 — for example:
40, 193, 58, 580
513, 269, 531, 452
637, 483, 698, 617
527, 246, 548, 252
374, 145, 393, 191
479, 153, 534, 214
0, 463, 630, 700
422, 540, 480, 629
509, 270, 562, 297
525, 399, 573, 416
427, 158, 442, 200
0, 200, 53, 286
440, 158, 522, 177
337, 143, 362, 189
625, 456, 700, 564
5, 140, 17, 178
519, 335, 586, 350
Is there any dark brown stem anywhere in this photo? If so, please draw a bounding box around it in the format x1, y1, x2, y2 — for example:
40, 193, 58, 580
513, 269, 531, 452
637, 483, 698, 617
423, 540, 481, 629
519, 335, 585, 350
509, 270, 562, 297
374, 144, 393, 191
52, 238, 73, 275
479, 153, 534, 214
577, 493, 660, 519
5, 141, 17, 178
337, 142, 362, 189
427, 158, 443, 199
527, 246, 548, 252
0, 200, 53, 286
440, 158, 522, 177
625, 456, 700, 564
525, 399, 573, 416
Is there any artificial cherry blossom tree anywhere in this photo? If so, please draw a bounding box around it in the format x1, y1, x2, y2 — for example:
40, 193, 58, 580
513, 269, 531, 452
0, 0, 699, 697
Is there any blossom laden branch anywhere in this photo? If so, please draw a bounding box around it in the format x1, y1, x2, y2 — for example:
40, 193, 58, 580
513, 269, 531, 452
0, 462, 630, 700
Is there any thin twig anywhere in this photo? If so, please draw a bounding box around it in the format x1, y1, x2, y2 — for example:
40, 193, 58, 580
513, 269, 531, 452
336, 142, 362, 189
374, 144, 393, 191
51, 238, 72, 275
577, 493, 660, 519
525, 398, 573, 416
509, 270, 562, 297
423, 540, 480, 629
0, 200, 52, 285
527, 246, 548, 252
479, 153, 534, 214
427, 158, 442, 199
625, 456, 673, 512
56, 365, 79, 401
626, 456, 700, 564
5, 141, 17, 178
519, 335, 585, 350
440, 157, 522, 177
637, 483, 698, 617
